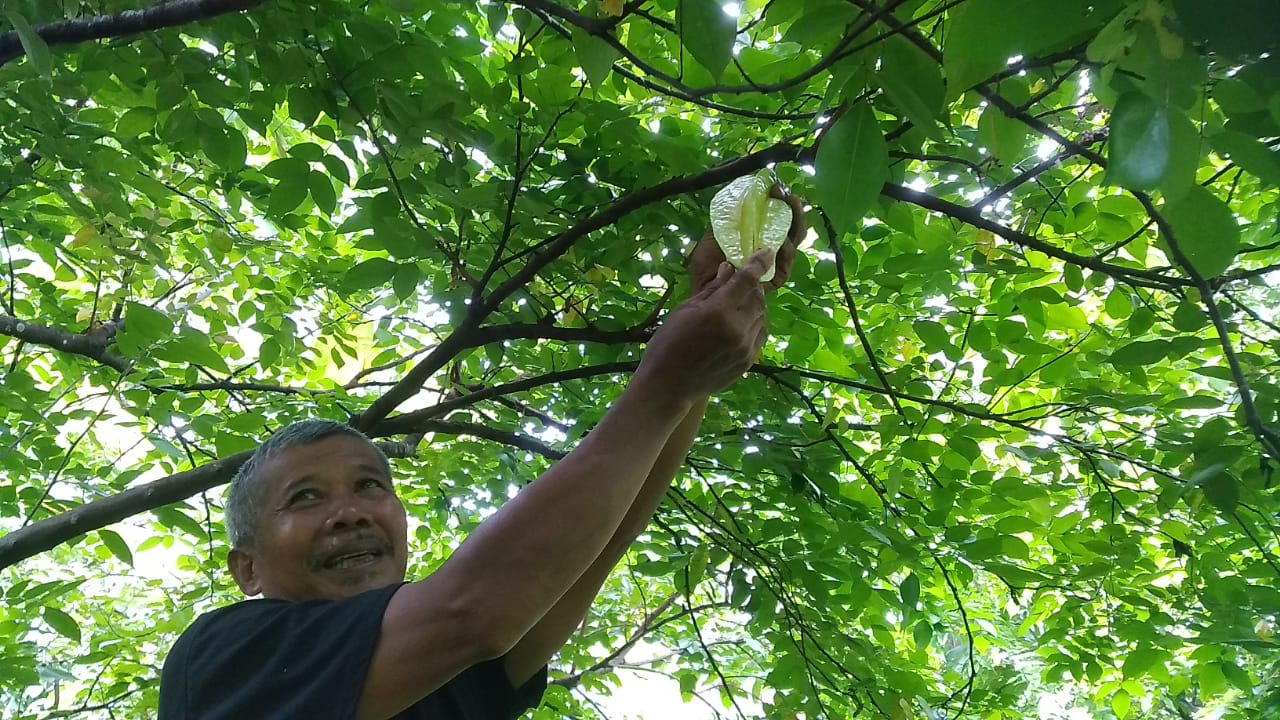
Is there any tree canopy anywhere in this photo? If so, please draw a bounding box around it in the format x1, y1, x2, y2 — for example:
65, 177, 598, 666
1, 0, 1279, 717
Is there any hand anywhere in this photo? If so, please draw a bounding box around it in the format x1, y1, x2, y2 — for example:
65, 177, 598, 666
637, 250, 771, 403
688, 185, 807, 296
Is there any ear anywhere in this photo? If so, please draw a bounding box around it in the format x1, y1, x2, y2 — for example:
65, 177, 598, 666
228, 548, 262, 597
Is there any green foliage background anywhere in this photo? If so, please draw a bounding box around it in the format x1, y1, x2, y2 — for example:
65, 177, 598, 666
1, 0, 1278, 717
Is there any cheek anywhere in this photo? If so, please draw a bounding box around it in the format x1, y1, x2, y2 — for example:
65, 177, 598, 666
266, 517, 320, 558
377, 501, 408, 542
384, 505, 408, 536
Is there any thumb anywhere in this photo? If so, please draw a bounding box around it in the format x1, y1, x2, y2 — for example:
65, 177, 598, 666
697, 262, 734, 298
715, 261, 734, 282
739, 249, 773, 284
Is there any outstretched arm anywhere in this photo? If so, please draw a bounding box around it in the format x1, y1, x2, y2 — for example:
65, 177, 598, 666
502, 194, 807, 685
357, 254, 772, 720
501, 393, 710, 686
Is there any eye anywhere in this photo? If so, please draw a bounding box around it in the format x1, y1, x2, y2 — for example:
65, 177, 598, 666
356, 477, 386, 492
287, 488, 322, 505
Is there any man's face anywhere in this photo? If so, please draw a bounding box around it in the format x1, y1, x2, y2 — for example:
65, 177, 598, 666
228, 434, 409, 602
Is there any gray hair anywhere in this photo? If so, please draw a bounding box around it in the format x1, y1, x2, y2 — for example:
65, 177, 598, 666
225, 420, 391, 549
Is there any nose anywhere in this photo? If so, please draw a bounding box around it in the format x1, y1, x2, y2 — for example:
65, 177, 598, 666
324, 492, 372, 532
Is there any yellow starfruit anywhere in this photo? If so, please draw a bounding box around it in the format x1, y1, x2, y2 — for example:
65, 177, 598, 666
709, 170, 793, 283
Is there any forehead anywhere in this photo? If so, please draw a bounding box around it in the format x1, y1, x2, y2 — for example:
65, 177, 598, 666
258, 434, 390, 493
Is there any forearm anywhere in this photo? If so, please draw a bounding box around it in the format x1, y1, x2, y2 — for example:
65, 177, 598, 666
608, 394, 708, 546
436, 381, 693, 654
502, 396, 710, 684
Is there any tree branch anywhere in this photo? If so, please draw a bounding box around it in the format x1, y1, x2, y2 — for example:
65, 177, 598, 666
880, 183, 1186, 289
551, 594, 680, 689
0, 0, 266, 68
354, 140, 804, 430
0, 431, 474, 570
472, 322, 653, 347
369, 419, 565, 460
0, 450, 250, 569
1130, 191, 1280, 461
0, 316, 126, 372
377, 361, 637, 435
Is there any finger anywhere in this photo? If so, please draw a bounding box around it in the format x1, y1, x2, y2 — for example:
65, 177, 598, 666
722, 250, 772, 297
696, 261, 734, 299
715, 261, 733, 283
687, 229, 727, 295
766, 196, 807, 292
767, 240, 797, 292
784, 194, 807, 236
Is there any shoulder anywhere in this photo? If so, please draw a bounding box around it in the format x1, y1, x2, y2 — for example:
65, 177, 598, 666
172, 583, 404, 659
168, 597, 289, 655
160, 585, 406, 719
160, 597, 295, 703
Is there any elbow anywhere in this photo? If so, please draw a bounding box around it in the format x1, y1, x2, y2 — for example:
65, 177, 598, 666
448, 591, 522, 662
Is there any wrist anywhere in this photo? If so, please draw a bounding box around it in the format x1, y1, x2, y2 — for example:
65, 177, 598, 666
623, 370, 697, 422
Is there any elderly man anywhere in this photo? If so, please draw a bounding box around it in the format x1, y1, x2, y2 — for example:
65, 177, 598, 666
157, 214, 802, 718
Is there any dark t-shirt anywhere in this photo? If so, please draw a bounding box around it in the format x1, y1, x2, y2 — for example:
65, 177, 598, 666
158, 583, 547, 719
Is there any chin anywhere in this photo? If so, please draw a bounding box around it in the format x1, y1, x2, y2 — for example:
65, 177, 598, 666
321, 566, 403, 599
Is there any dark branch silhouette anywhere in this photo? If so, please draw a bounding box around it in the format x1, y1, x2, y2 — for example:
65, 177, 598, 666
0, 0, 266, 68
0, 316, 126, 372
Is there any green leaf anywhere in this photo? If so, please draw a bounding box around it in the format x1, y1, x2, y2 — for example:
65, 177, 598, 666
781, 2, 858, 46
1105, 290, 1133, 319
978, 105, 1027, 166
912, 620, 933, 648
5, 12, 53, 78
899, 573, 920, 610
287, 86, 322, 126
814, 102, 888, 236
262, 157, 309, 179
1160, 109, 1201, 200
1202, 471, 1240, 513
1112, 690, 1131, 720
116, 107, 155, 137
572, 27, 619, 89
683, 544, 710, 597
344, 258, 399, 290
1197, 662, 1228, 701
97, 529, 133, 567
154, 328, 230, 373
1211, 130, 1280, 187
153, 506, 208, 541
125, 302, 175, 343
1122, 646, 1167, 678
912, 320, 952, 353
289, 142, 325, 162
266, 156, 312, 216
1107, 93, 1171, 190
269, 172, 311, 216
1171, 0, 1280, 58
944, 0, 1120, 96
1221, 660, 1255, 691
877, 37, 946, 140
1109, 340, 1169, 367
1162, 186, 1241, 278
678, 0, 736, 80
677, 670, 697, 698
42, 607, 80, 643
309, 170, 337, 215
392, 263, 420, 300
784, 323, 820, 364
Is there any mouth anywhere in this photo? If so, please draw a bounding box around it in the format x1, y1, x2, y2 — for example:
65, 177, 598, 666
320, 548, 387, 571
